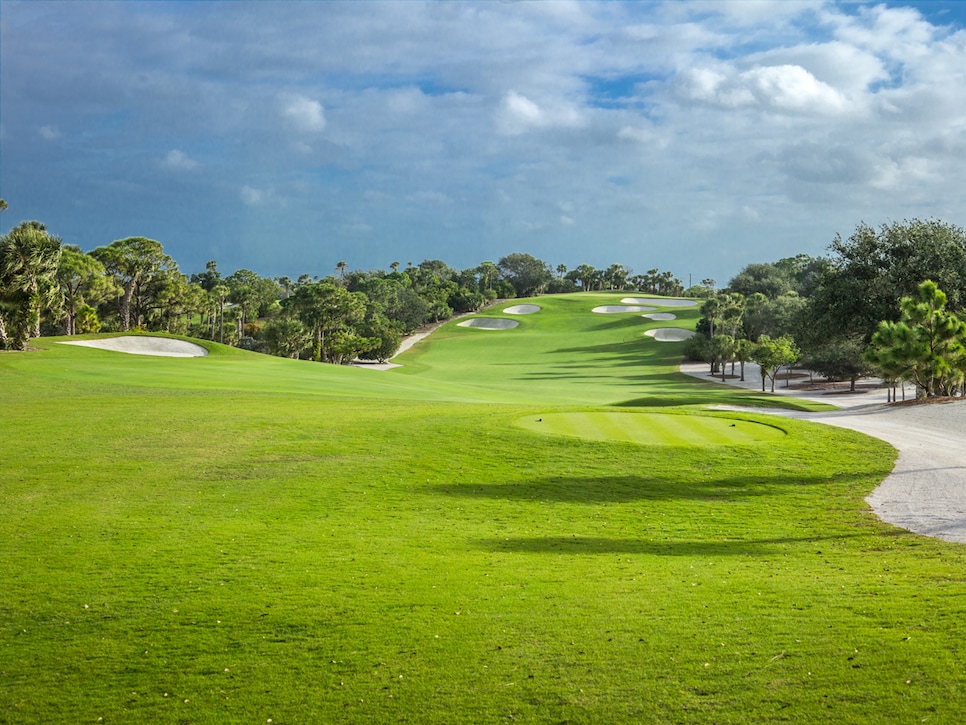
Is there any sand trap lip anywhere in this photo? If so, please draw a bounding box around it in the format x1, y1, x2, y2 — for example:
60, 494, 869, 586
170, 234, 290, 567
592, 305, 657, 313
644, 328, 695, 342
643, 312, 677, 321
457, 318, 520, 330
503, 304, 541, 315
59, 336, 209, 357
621, 297, 697, 308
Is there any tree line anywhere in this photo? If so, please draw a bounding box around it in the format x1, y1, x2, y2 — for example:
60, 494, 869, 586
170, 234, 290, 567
0, 202, 685, 362
6, 200, 963, 398
685, 218, 966, 399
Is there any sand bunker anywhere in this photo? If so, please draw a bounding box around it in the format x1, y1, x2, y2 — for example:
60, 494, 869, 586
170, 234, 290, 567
592, 305, 657, 314
504, 304, 540, 314
644, 328, 695, 342
643, 312, 677, 321
621, 297, 697, 308
457, 318, 520, 330
59, 336, 209, 357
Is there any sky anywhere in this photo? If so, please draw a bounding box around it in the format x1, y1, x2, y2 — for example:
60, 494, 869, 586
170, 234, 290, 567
2, 0, 965, 286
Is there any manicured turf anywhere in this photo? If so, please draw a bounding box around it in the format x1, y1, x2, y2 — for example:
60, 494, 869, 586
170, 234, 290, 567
2, 292, 964, 723
514, 411, 787, 446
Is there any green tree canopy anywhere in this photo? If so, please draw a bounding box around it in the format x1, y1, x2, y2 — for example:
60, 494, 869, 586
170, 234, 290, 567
751, 335, 800, 393
91, 237, 175, 331
806, 219, 966, 344
55, 245, 114, 335
866, 281, 966, 398
498, 253, 552, 297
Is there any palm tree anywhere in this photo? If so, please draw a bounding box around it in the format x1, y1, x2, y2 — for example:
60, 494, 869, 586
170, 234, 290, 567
212, 284, 230, 344
275, 276, 293, 299
0, 221, 62, 350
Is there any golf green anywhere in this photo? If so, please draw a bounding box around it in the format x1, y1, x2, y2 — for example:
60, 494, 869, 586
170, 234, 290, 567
514, 411, 787, 445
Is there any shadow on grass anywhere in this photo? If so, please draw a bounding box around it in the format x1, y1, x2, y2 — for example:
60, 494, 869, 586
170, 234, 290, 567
432, 471, 869, 504
546, 338, 680, 368
473, 533, 868, 556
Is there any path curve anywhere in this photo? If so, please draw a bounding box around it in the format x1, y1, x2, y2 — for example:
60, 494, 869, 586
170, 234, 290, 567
680, 361, 966, 544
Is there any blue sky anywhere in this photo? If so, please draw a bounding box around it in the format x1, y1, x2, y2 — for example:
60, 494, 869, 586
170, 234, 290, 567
2, 0, 965, 285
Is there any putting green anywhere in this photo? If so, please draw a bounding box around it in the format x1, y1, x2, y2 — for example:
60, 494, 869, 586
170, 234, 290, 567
514, 411, 787, 446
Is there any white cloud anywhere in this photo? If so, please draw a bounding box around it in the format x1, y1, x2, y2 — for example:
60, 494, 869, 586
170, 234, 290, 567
281, 93, 327, 133
743, 64, 847, 114
830, 4, 936, 59
497, 90, 583, 135
240, 185, 264, 205
498, 91, 544, 134
39, 125, 61, 141
161, 149, 199, 171
677, 62, 846, 114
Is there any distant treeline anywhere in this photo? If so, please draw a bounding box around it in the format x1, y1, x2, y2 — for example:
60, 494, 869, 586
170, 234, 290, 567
0, 210, 688, 361
5, 206, 965, 396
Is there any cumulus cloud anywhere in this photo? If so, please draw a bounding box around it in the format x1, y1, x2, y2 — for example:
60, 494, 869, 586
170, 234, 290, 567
743, 64, 847, 113
281, 93, 327, 133
676, 63, 847, 114
497, 90, 583, 135
161, 149, 199, 171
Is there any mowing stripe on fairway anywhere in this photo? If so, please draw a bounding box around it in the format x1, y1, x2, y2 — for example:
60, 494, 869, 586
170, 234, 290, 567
514, 411, 787, 446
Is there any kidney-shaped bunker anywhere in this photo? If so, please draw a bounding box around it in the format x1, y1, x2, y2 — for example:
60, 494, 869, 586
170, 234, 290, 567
644, 328, 695, 342
457, 318, 520, 330
504, 304, 540, 314
59, 336, 209, 357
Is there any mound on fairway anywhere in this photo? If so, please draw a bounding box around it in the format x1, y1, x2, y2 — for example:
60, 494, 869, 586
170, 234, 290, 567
621, 297, 697, 308
645, 328, 695, 342
457, 317, 520, 330
58, 336, 208, 357
504, 304, 541, 314
515, 411, 786, 446
643, 312, 677, 321
592, 305, 657, 313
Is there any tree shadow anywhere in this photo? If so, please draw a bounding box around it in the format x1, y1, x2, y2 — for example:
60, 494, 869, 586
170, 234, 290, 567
432, 470, 869, 505
472, 532, 871, 556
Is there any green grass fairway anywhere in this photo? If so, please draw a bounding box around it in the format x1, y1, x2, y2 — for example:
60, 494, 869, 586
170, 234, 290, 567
515, 411, 787, 446
3, 292, 966, 723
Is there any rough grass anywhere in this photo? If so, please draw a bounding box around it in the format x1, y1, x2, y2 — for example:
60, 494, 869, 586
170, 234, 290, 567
2, 292, 964, 723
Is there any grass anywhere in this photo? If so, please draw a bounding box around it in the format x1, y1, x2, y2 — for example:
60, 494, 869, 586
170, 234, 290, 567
2, 291, 965, 723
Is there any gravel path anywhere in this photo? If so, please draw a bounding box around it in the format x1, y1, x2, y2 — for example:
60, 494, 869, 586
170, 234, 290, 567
681, 361, 966, 544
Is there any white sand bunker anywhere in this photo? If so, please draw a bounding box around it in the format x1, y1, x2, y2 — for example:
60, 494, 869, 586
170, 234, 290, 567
59, 336, 208, 357
504, 304, 541, 315
592, 305, 657, 314
457, 318, 520, 330
643, 312, 677, 321
644, 328, 695, 342
622, 297, 697, 308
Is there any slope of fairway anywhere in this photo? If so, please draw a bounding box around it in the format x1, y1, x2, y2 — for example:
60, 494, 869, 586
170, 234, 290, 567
392, 292, 827, 410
